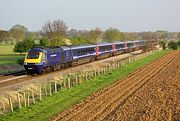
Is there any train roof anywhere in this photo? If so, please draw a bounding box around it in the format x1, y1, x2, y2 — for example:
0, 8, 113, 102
60, 46, 71, 50
28, 40, 145, 53
97, 42, 113, 46
114, 40, 145, 44
28, 47, 46, 53
67, 44, 96, 49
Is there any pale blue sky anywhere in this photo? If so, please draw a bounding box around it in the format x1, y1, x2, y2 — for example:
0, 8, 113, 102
0, 0, 180, 32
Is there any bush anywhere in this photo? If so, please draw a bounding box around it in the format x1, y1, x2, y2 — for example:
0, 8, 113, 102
17, 58, 25, 65
178, 40, 180, 46
168, 41, 178, 50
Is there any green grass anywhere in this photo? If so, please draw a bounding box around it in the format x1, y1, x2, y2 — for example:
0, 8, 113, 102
0, 50, 171, 121
0, 45, 25, 74
0, 46, 25, 65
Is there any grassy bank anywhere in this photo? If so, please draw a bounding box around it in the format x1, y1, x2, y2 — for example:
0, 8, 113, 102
0, 50, 171, 121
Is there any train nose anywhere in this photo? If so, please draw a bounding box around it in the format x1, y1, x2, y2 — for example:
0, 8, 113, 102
24, 64, 43, 74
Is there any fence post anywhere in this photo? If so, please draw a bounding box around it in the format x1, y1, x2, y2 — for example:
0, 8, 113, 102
49, 84, 52, 96
32, 90, 35, 104
27, 93, 30, 106
9, 97, 13, 112
45, 83, 48, 97
118, 61, 120, 68
17, 93, 21, 109
78, 74, 81, 84
54, 81, 57, 93
94, 70, 97, 78
23, 92, 26, 107
75, 75, 78, 84
68, 77, 71, 88
63, 78, 66, 89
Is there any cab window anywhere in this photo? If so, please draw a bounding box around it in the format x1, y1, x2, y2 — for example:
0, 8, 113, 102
27, 53, 39, 59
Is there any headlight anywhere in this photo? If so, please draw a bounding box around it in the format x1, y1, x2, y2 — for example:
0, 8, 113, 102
24, 62, 27, 65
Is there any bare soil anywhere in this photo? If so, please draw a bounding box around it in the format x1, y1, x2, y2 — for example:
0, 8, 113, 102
52, 50, 180, 121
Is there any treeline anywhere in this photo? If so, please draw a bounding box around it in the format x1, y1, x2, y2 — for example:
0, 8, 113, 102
0, 25, 41, 45
0, 19, 180, 54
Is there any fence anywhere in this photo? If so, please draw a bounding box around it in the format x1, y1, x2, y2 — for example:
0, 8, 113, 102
0, 50, 156, 115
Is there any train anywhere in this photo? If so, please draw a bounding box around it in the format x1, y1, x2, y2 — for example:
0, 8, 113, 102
23, 40, 145, 74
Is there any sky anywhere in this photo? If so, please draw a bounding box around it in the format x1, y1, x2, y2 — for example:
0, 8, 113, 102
0, 0, 180, 32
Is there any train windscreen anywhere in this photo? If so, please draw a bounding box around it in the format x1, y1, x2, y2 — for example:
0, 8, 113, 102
27, 52, 39, 59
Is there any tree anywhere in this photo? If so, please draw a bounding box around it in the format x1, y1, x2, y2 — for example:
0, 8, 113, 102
87, 28, 103, 43
14, 38, 35, 54
14, 41, 24, 54
69, 36, 86, 45
0, 30, 8, 43
123, 32, 140, 40
39, 38, 50, 47
41, 20, 68, 46
103, 28, 124, 41
139, 32, 158, 40
24, 31, 35, 40
78, 30, 90, 44
69, 29, 79, 36
159, 41, 166, 50
160, 32, 169, 40
9, 24, 27, 41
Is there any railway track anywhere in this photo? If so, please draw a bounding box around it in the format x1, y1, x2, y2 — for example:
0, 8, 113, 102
52, 50, 179, 121
0, 50, 142, 88
0, 70, 27, 84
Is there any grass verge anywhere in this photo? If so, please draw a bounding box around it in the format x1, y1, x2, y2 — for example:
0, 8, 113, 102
0, 50, 171, 121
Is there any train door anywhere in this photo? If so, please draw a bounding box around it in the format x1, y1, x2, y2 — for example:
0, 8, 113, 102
61, 51, 64, 63
42, 52, 47, 65
65, 50, 71, 62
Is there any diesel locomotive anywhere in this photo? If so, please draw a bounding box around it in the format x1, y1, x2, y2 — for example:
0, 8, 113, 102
24, 40, 145, 74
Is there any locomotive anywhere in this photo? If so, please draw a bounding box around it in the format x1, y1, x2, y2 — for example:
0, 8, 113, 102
24, 40, 145, 74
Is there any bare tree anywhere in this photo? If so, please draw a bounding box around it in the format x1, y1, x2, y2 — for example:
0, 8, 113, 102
41, 20, 68, 45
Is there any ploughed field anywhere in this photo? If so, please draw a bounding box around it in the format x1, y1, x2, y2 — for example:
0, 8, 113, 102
53, 50, 180, 121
